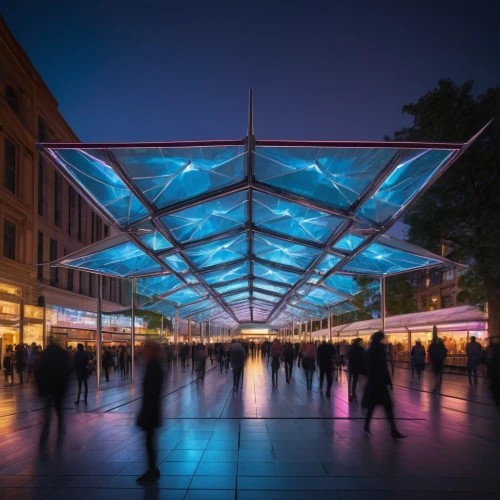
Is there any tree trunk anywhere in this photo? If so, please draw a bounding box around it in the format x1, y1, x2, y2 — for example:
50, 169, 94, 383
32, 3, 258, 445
485, 274, 500, 338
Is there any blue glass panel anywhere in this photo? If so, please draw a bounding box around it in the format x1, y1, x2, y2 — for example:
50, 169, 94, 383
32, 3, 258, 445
333, 234, 365, 252
302, 287, 344, 307
253, 292, 280, 303
214, 280, 249, 294
203, 261, 249, 285
50, 149, 148, 226
307, 274, 322, 284
166, 288, 204, 306
342, 242, 440, 275
185, 233, 248, 269
112, 146, 246, 209
163, 253, 190, 273
183, 273, 199, 284
161, 191, 248, 243
253, 262, 301, 286
297, 285, 312, 295
61, 241, 161, 277
142, 299, 176, 316
253, 234, 320, 269
136, 222, 172, 252
255, 146, 396, 211
224, 291, 251, 304
331, 302, 358, 314
294, 300, 326, 314
253, 191, 341, 243
137, 274, 183, 297
356, 149, 453, 225
180, 299, 213, 317
315, 253, 342, 275
323, 274, 378, 296
252, 280, 288, 295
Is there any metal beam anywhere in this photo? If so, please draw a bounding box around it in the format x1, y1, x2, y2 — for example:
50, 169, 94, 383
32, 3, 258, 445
254, 139, 463, 150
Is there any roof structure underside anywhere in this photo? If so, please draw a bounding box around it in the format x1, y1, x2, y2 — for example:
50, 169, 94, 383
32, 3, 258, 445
39, 134, 470, 328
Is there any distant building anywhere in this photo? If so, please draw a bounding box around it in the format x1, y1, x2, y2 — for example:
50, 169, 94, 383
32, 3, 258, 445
0, 17, 126, 349
416, 266, 465, 311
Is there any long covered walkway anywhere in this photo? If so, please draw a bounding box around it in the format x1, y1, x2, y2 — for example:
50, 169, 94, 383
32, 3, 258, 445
0, 356, 499, 499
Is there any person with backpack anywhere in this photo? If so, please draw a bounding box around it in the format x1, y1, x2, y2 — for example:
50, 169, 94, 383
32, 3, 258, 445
301, 341, 316, 391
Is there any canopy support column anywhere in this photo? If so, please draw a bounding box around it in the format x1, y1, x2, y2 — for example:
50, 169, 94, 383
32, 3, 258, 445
188, 316, 192, 343
328, 306, 332, 342
174, 308, 179, 345
380, 275, 386, 332
96, 275, 102, 390
131, 276, 136, 383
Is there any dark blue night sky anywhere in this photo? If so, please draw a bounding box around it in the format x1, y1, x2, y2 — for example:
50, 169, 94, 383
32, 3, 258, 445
4, 0, 499, 144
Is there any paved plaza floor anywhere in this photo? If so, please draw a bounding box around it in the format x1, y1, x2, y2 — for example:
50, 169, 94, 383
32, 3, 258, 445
0, 355, 499, 499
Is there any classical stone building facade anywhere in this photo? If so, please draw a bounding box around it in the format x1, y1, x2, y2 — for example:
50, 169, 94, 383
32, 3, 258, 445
0, 17, 126, 349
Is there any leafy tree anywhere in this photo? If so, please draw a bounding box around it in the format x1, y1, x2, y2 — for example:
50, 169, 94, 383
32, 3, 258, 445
386, 79, 500, 335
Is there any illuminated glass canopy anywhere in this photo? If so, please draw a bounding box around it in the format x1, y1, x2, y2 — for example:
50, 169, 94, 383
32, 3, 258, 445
41, 123, 474, 327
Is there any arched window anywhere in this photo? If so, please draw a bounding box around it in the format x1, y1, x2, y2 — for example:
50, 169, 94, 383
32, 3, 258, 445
5, 86, 19, 114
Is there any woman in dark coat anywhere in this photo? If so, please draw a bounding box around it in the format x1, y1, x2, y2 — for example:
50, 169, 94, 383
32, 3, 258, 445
74, 343, 89, 404
362, 331, 405, 438
137, 341, 164, 483
347, 338, 365, 402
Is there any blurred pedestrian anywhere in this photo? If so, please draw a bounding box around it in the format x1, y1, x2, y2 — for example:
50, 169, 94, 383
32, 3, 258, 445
15, 344, 26, 385
2, 347, 13, 384
301, 341, 316, 391
362, 331, 405, 439
410, 340, 426, 380
317, 340, 336, 398
283, 342, 294, 384
347, 338, 365, 402
428, 336, 447, 392
217, 343, 226, 374
466, 336, 482, 386
230, 340, 245, 393
38, 341, 70, 448
74, 343, 89, 405
136, 341, 163, 483
270, 339, 281, 387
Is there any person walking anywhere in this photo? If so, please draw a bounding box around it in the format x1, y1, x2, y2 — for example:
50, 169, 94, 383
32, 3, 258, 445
362, 331, 405, 439
217, 343, 226, 374
428, 336, 447, 392
347, 338, 365, 402
2, 347, 13, 384
103, 347, 113, 382
230, 340, 245, 393
38, 341, 70, 448
191, 341, 196, 373
119, 345, 127, 380
466, 336, 482, 386
74, 344, 89, 405
136, 341, 164, 483
410, 340, 426, 380
317, 340, 336, 398
270, 339, 282, 387
302, 341, 316, 391
283, 342, 294, 384
15, 345, 26, 385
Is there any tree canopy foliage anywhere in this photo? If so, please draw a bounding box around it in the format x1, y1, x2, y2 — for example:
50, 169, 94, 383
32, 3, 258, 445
386, 79, 500, 334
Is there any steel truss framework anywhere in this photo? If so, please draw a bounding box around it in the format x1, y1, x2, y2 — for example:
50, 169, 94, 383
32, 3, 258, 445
37, 91, 488, 328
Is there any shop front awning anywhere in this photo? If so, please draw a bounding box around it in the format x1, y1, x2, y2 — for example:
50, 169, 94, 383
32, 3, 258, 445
38, 101, 486, 327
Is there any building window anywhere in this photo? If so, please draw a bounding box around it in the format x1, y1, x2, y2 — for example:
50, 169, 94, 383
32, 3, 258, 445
442, 295, 453, 308
5, 86, 19, 114
79, 271, 84, 294
4, 139, 16, 194
49, 239, 58, 284
3, 220, 16, 260
103, 276, 108, 300
104, 225, 109, 238
38, 156, 44, 216
443, 269, 455, 281
37, 232, 43, 280
78, 195, 83, 243
429, 269, 441, 287
68, 186, 75, 236
68, 269, 73, 291
54, 172, 62, 227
